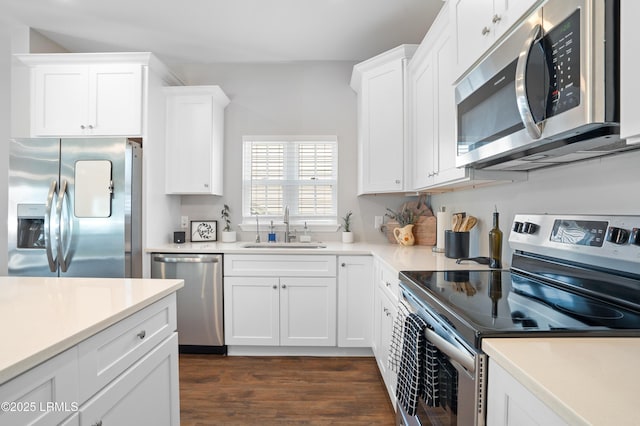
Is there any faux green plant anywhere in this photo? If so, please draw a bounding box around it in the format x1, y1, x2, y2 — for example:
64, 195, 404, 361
385, 206, 422, 227
341, 211, 353, 232
220, 204, 232, 231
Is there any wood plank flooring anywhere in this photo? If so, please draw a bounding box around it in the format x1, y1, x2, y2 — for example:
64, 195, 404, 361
179, 354, 396, 425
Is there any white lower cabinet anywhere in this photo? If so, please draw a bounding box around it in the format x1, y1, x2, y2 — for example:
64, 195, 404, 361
224, 276, 280, 345
0, 347, 79, 426
337, 256, 374, 348
224, 254, 375, 350
0, 294, 179, 426
79, 333, 180, 426
224, 257, 338, 347
487, 358, 567, 426
373, 259, 400, 405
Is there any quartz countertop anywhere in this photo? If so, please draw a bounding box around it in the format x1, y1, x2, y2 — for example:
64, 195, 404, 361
483, 338, 640, 426
147, 241, 492, 273
0, 277, 183, 385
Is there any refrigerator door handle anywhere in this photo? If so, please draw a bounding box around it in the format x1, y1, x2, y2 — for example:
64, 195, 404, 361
44, 180, 58, 273
56, 180, 72, 273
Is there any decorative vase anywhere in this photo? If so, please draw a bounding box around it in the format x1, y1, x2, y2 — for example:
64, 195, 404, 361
393, 224, 415, 246
221, 231, 237, 243
342, 231, 354, 244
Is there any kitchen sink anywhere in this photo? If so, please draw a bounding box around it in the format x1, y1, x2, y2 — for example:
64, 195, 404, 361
242, 242, 327, 249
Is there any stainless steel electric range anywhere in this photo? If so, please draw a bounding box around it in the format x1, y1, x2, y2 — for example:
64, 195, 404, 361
397, 214, 640, 426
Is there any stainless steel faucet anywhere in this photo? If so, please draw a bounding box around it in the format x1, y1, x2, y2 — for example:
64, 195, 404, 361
283, 206, 290, 242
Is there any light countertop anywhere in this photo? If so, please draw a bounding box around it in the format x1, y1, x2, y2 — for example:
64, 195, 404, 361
483, 338, 640, 426
0, 277, 183, 385
147, 241, 492, 273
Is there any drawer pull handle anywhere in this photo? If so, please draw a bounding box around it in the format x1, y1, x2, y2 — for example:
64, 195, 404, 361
341, 263, 346, 267
137, 330, 146, 340
282, 284, 287, 289
273, 285, 278, 289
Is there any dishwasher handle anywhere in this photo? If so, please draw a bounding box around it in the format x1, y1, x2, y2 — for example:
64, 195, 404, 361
153, 254, 220, 263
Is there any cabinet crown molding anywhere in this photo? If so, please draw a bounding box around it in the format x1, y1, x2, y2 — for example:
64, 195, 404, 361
163, 85, 230, 107
350, 44, 418, 91
14, 52, 184, 86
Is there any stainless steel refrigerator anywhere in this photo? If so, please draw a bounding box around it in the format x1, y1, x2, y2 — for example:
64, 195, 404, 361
8, 138, 142, 278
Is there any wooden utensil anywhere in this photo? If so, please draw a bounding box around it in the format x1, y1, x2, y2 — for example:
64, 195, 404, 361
461, 216, 477, 231
452, 213, 463, 231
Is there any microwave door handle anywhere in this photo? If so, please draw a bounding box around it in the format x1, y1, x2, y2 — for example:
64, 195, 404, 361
44, 180, 58, 272
515, 23, 545, 139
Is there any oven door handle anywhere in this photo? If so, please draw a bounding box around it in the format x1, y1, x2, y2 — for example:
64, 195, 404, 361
515, 23, 544, 139
425, 328, 475, 373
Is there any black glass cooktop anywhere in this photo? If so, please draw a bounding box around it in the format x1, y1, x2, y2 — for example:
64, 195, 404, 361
399, 269, 640, 348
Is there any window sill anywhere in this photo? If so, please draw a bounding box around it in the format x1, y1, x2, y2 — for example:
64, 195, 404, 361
238, 223, 340, 233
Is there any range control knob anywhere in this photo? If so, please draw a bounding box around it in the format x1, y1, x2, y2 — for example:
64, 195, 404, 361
630, 228, 640, 246
607, 227, 630, 245
522, 222, 538, 234
513, 221, 524, 233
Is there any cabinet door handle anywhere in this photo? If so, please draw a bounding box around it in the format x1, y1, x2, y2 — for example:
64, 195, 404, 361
92, 421, 103, 426
385, 281, 391, 287
492, 14, 502, 23
482, 26, 491, 36
281, 284, 287, 289
137, 330, 146, 340
341, 263, 346, 267
394, 179, 401, 184
88, 124, 94, 129
80, 125, 86, 129
273, 285, 277, 289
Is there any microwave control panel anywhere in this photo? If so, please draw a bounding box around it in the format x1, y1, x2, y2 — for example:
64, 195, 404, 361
546, 9, 581, 118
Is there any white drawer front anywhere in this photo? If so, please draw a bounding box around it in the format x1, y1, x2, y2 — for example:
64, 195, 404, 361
0, 347, 79, 426
77, 293, 177, 401
224, 255, 337, 277
79, 333, 179, 426
379, 262, 399, 303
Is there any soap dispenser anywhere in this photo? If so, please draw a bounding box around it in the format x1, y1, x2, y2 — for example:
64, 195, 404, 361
300, 222, 311, 243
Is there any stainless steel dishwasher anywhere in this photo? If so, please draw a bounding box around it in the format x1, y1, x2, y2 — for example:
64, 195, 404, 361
151, 253, 225, 354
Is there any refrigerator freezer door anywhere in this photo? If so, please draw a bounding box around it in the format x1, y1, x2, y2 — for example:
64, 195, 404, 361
8, 138, 61, 276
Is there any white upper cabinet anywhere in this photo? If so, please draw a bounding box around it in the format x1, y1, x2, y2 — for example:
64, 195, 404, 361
452, 0, 540, 79
18, 54, 145, 137
163, 86, 230, 195
351, 45, 417, 195
621, 0, 640, 145
408, 7, 466, 190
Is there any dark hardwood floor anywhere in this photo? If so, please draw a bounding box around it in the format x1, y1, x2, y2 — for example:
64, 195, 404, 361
179, 354, 396, 425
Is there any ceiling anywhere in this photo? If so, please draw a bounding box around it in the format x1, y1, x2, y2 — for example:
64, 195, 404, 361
0, 0, 444, 65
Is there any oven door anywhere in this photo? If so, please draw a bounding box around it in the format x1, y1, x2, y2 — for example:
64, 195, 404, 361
397, 291, 487, 426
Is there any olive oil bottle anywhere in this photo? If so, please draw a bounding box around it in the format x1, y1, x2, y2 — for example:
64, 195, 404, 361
489, 207, 503, 269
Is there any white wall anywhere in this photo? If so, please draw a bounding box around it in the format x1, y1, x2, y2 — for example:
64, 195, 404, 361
174, 62, 413, 243
431, 150, 640, 266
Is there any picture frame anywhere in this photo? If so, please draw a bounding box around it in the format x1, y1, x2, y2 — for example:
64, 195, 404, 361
190, 220, 217, 242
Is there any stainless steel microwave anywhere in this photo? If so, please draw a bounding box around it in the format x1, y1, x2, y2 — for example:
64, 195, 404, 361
454, 0, 635, 171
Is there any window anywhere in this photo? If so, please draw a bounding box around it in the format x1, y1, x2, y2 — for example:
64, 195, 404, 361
242, 136, 338, 225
